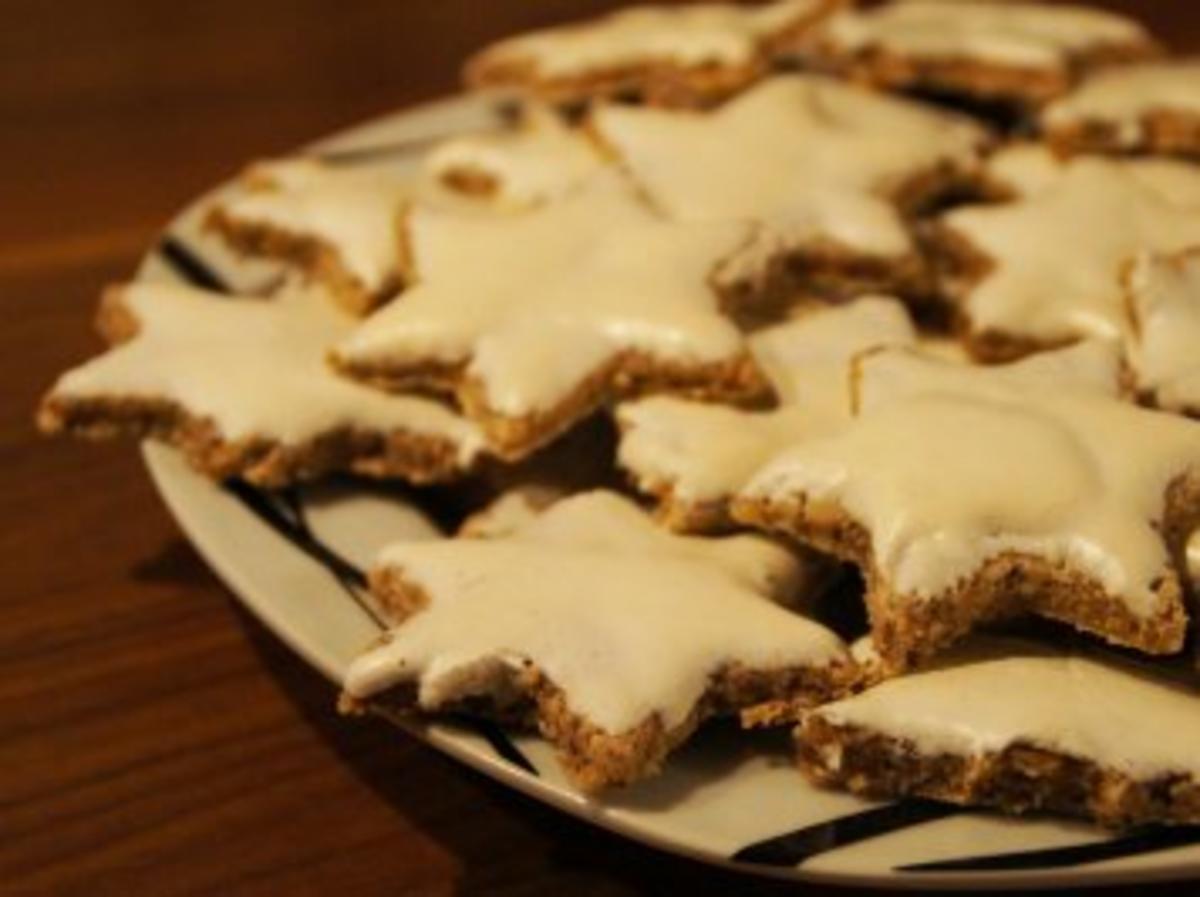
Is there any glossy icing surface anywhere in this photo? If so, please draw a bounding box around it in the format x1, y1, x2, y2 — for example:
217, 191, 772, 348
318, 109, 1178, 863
618, 298, 916, 505
336, 173, 751, 416
51, 282, 482, 457
945, 154, 1200, 343
344, 492, 847, 733
741, 347, 1200, 611
825, 0, 1149, 69
595, 74, 986, 259
478, 0, 826, 77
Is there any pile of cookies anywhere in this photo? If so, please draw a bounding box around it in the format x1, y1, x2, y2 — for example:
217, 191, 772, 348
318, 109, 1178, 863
39, 0, 1200, 828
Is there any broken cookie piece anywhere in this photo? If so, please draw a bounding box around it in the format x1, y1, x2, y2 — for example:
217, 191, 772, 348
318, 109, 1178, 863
38, 282, 483, 487
341, 491, 851, 790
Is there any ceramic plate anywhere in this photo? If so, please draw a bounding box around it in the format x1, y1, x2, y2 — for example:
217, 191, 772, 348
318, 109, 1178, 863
136, 93, 1200, 890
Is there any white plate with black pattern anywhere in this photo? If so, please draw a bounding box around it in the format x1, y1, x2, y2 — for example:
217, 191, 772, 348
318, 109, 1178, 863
137, 93, 1200, 890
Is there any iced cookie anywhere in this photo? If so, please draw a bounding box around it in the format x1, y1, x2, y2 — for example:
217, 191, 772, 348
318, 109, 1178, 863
935, 153, 1200, 359
810, 0, 1157, 109
464, 0, 841, 109
797, 638, 1200, 828
340, 491, 851, 790
206, 158, 415, 315
733, 345, 1200, 673
331, 173, 765, 461
37, 283, 483, 487
1044, 61, 1200, 158
1124, 249, 1200, 418
592, 74, 989, 305
618, 297, 917, 532
423, 104, 605, 208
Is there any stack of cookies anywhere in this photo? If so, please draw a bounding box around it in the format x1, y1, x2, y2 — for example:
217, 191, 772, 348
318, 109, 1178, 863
39, 0, 1200, 829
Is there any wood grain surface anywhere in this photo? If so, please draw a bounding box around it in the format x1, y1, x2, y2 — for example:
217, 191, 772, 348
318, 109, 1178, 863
3, 2, 1200, 894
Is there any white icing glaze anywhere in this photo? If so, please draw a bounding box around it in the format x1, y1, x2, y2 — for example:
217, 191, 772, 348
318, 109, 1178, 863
423, 105, 605, 209
945, 154, 1200, 344
986, 144, 1200, 206
594, 74, 987, 260
810, 638, 1200, 781
1044, 61, 1200, 146
479, 0, 825, 78
343, 491, 847, 734
1125, 250, 1200, 414
825, 0, 1149, 69
854, 340, 1124, 412
51, 282, 482, 459
217, 158, 414, 295
741, 347, 1200, 612
618, 297, 916, 505
335, 173, 751, 416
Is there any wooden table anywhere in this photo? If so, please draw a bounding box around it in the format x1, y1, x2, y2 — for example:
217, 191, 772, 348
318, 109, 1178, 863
4, 2, 1200, 894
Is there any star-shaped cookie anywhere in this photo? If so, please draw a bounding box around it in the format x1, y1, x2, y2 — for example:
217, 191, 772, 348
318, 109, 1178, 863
811, 0, 1157, 107
618, 297, 917, 532
206, 157, 415, 315
38, 282, 483, 487
464, 0, 840, 108
331, 173, 765, 460
591, 74, 989, 304
1124, 249, 1200, 418
937, 152, 1200, 359
1043, 61, 1200, 158
797, 637, 1200, 828
734, 345, 1200, 673
340, 490, 850, 791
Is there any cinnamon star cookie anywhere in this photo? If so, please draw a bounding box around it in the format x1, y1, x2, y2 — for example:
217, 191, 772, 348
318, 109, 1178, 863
797, 638, 1200, 828
341, 491, 850, 790
332, 173, 765, 460
734, 344, 1200, 672
936, 152, 1200, 359
38, 282, 483, 486
811, 0, 1157, 108
1044, 60, 1200, 158
592, 74, 989, 305
465, 0, 842, 109
206, 158, 416, 315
